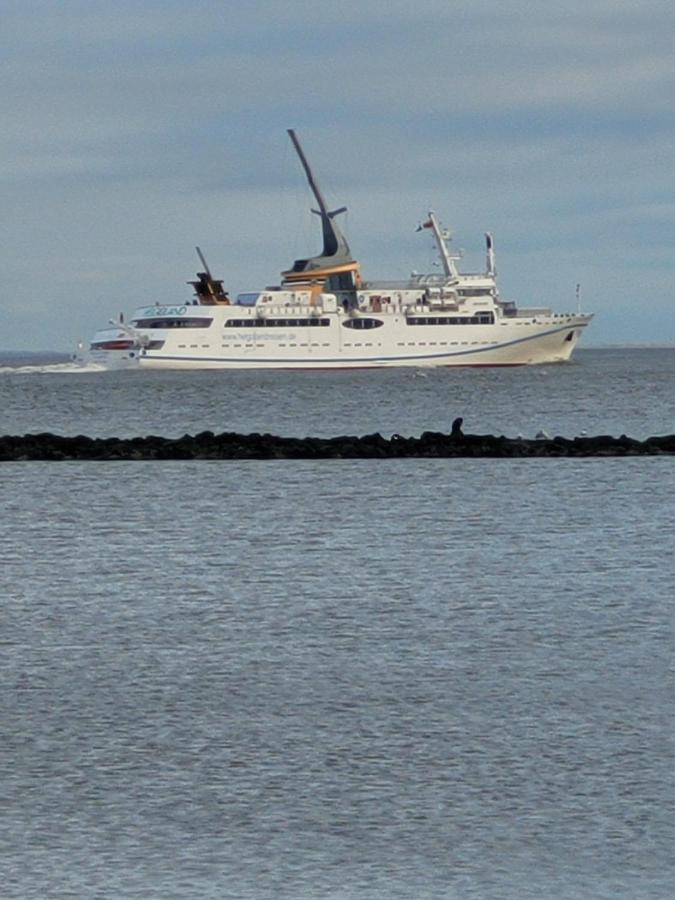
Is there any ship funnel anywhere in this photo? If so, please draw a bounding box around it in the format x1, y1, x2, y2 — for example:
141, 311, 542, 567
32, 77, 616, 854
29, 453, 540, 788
286, 129, 354, 270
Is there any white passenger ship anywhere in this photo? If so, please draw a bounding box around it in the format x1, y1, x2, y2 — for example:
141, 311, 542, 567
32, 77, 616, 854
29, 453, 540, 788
85, 131, 592, 370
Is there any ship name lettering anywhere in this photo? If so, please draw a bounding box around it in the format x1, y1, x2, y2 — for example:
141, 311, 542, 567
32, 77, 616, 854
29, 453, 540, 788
141, 305, 187, 317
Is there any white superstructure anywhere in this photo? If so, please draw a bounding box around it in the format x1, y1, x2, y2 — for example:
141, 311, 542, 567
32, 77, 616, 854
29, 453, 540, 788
84, 132, 592, 370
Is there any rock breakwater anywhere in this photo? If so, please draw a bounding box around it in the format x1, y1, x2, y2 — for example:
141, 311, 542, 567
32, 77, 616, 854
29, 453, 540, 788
1, 430, 674, 460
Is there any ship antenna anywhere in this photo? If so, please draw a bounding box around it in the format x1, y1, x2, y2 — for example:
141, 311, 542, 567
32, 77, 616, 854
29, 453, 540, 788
423, 211, 459, 278
287, 128, 351, 259
576, 283, 581, 314
485, 232, 496, 276
196, 246, 212, 277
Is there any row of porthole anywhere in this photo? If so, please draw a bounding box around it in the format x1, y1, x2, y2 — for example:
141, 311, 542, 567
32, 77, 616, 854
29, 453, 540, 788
177, 344, 333, 349
173, 340, 503, 350
396, 341, 495, 347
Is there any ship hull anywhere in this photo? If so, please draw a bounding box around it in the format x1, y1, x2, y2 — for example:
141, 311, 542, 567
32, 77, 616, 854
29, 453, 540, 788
86, 312, 592, 370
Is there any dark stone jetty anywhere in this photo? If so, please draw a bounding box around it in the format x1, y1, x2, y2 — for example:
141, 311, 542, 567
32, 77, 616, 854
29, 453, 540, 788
1, 430, 674, 460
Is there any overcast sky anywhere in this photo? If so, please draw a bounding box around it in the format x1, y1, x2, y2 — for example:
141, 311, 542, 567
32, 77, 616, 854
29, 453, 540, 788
2, 0, 674, 350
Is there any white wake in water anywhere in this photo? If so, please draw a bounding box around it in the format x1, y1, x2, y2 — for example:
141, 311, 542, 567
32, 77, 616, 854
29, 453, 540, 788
0, 361, 106, 375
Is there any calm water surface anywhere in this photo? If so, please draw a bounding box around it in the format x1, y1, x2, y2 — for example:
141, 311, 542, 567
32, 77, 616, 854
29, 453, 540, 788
1, 348, 674, 439
1, 349, 674, 898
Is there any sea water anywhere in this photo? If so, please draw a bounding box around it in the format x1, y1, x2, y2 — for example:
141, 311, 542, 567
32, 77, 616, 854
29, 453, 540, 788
1, 347, 673, 440
1, 348, 674, 899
